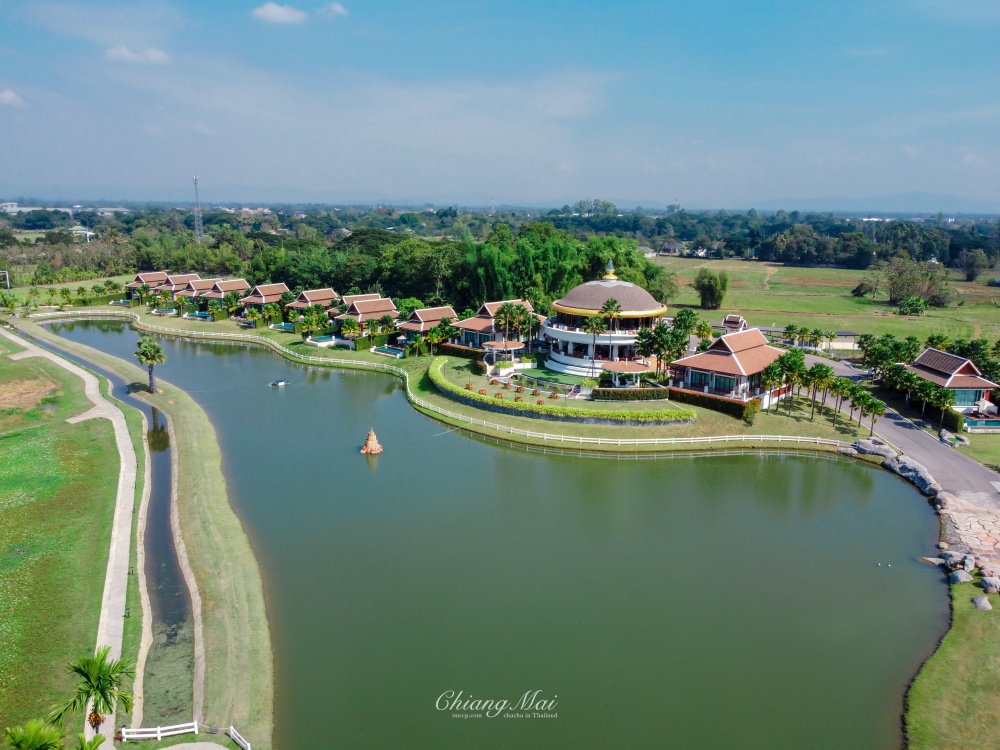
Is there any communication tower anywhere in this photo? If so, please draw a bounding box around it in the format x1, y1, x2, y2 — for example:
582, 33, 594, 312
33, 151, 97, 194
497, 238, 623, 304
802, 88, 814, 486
193, 176, 204, 242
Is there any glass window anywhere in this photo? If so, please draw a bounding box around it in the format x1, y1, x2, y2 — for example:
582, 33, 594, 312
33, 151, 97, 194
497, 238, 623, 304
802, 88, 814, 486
690, 371, 710, 387
715, 375, 735, 392
953, 389, 980, 406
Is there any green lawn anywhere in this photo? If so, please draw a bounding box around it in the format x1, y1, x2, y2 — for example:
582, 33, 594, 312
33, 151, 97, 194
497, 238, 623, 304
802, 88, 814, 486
516, 367, 588, 386
652, 257, 1000, 341
8, 274, 135, 303
906, 576, 1000, 749
0, 350, 119, 734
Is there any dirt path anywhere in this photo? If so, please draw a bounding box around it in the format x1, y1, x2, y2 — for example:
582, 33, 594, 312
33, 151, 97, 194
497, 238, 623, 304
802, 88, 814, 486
0, 327, 138, 741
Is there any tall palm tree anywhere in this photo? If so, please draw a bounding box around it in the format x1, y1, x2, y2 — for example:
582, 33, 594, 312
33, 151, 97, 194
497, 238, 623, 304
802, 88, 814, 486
406, 336, 424, 358
378, 314, 396, 334
808, 328, 824, 350
245, 308, 262, 329
824, 330, 837, 353
760, 362, 783, 414
846, 386, 865, 426
784, 362, 805, 416
695, 321, 714, 343
340, 318, 360, 340
829, 377, 853, 428
868, 398, 886, 437
262, 303, 281, 324
138, 283, 151, 304
599, 298, 623, 360
806, 363, 835, 421
222, 291, 242, 317
934, 387, 957, 429
494, 302, 521, 349
49, 645, 135, 732
583, 315, 607, 377
3, 719, 64, 750
426, 327, 445, 356
783, 324, 799, 346
134, 337, 165, 394
917, 379, 936, 415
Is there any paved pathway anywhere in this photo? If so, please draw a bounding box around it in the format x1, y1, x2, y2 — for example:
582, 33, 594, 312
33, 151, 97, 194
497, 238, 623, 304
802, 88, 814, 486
0, 327, 138, 740
805, 353, 1000, 562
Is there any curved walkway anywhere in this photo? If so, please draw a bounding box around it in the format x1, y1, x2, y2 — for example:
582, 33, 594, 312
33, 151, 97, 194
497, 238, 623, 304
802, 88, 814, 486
0, 326, 138, 740
807, 353, 1000, 562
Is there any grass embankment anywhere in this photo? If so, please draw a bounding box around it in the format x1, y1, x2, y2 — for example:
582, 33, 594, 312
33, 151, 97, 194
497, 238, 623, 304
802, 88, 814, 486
653, 257, 1000, 341
906, 576, 1000, 749
18, 319, 274, 749
0, 341, 119, 733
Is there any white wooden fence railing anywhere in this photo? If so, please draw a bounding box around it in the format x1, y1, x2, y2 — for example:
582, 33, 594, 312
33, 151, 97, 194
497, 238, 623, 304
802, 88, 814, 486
230, 725, 252, 750
121, 720, 197, 741
25, 310, 855, 450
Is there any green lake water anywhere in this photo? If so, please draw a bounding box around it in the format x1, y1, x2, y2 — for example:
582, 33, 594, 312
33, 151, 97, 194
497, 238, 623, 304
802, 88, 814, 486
50, 321, 948, 750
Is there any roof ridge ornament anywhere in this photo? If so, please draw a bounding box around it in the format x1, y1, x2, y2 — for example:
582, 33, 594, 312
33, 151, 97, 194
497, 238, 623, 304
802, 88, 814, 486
602, 258, 617, 281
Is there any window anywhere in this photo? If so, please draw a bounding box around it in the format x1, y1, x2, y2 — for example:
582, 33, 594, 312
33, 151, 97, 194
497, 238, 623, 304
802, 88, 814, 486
953, 389, 982, 407
715, 375, 736, 392
689, 370, 710, 387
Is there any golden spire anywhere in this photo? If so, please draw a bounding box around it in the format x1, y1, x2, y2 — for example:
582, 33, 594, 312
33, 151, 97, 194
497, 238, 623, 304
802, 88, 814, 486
602, 258, 618, 281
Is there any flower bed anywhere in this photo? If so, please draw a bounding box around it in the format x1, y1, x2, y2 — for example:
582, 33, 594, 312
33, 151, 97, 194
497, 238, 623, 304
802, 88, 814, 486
428, 358, 696, 426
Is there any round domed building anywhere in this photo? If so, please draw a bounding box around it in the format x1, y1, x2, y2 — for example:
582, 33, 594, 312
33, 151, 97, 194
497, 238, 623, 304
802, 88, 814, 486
542, 260, 667, 376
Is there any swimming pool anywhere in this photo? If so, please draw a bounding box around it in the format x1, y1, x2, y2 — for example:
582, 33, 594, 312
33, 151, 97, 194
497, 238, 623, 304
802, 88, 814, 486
271, 323, 295, 332
373, 345, 405, 358
185, 312, 213, 321
312, 335, 334, 341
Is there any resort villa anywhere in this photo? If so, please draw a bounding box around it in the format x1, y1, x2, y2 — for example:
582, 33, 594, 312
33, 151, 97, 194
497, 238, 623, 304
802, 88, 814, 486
177, 278, 223, 302
333, 297, 397, 335
125, 271, 169, 298
157, 273, 201, 298
906, 348, 998, 414
454, 299, 536, 349
340, 293, 383, 306
286, 288, 340, 311
541, 262, 668, 376
241, 283, 290, 311
670, 328, 787, 407
200, 279, 251, 303
397, 306, 457, 342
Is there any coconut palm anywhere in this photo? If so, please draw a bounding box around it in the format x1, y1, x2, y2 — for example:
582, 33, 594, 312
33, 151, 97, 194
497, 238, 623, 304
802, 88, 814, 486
3, 719, 64, 750
138, 283, 151, 304
829, 377, 853, 428
48, 645, 135, 732
583, 315, 607, 377
340, 318, 360, 339
934, 387, 957, 429
60, 288, 73, 305
806, 363, 835, 421
262, 303, 281, 324
695, 321, 713, 343
103, 279, 121, 295
760, 362, 783, 415
378, 314, 396, 334
406, 336, 424, 358
520, 308, 540, 354
783, 324, 799, 346
867, 397, 886, 437
600, 297, 623, 359
426, 328, 445, 356
846, 386, 865, 426
222, 291, 243, 317
494, 302, 522, 351
134, 337, 165, 394
916, 379, 936, 415
245, 308, 262, 328
784, 362, 806, 416
825, 330, 837, 353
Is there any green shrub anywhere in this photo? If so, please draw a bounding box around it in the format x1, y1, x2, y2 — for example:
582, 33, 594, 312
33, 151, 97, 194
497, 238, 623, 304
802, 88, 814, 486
897, 295, 928, 316
428, 358, 696, 424
667, 387, 746, 420
742, 398, 761, 426
519, 352, 537, 363
75, 293, 126, 307
438, 343, 480, 359
210, 309, 228, 322
579, 378, 599, 388
591, 387, 671, 401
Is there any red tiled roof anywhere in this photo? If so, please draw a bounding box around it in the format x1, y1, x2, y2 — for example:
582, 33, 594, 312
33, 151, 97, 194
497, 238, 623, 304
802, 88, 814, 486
200, 279, 250, 299
287, 288, 339, 308
455, 316, 495, 333
241, 283, 290, 305
334, 298, 397, 322
341, 293, 382, 305
125, 271, 169, 287
672, 328, 783, 376
181, 278, 222, 293
481, 299, 534, 316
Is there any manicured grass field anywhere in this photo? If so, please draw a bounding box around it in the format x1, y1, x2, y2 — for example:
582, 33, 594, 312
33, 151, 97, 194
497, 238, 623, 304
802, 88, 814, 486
906, 577, 1000, 749
0, 348, 119, 733
8, 274, 135, 303
653, 257, 1000, 341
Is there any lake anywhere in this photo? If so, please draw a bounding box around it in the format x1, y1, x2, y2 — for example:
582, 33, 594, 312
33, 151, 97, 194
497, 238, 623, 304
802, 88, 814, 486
49, 320, 948, 750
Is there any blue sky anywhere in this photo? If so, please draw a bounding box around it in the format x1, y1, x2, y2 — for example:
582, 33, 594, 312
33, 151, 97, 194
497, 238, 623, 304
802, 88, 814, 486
1, 0, 998, 208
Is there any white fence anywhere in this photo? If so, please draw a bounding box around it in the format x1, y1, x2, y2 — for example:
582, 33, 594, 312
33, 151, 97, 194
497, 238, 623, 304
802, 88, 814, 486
230, 725, 251, 750
26, 309, 856, 451
121, 720, 197, 741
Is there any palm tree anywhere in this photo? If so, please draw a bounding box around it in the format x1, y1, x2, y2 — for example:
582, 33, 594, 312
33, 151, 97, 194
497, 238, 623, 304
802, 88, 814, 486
760, 362, 783, 414
378, 314, 396, 335
916, 379, 936, 415
138, 283, 151, 304
806, 363, 835, 421
262, 303, 281, 325
134, 336, 165, 394
245, 308, 262, 329
340, 318, 360, 340
406, 336, 424, 358
783, 324, 800, 346
222, 291, 242, 317
599, 297, 623, 360
426, 327, 445, 356
103, 279, 121, 295
48, 645, 135, 732
695, 321, 714, 343
926, 333, 951, 351
868, 397, 886, 437
809, 328, 824, 350
61, 288, 73, 305
4, 719, 64, 750
494, 302, 521, 350
829, 377, 853, 428
583, 315, 607, 377
784, 362, 805, 416
934, 387, 957, 429
824, 330, 837, 353
846, 386, 865, 426
520, 309, 540, 354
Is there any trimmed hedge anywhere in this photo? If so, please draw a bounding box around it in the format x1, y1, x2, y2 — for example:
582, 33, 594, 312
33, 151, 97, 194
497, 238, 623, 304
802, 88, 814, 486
592, 387, 671, 401
75, 294, 126, 306
438, 343, 480, 359
666, 387, 748, 420
428, 358, 696, 425
210, 309, 229, 322
356, 333, 391, 349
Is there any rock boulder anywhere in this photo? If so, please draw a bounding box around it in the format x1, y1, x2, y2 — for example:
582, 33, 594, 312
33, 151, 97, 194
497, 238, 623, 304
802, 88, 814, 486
972, 596, 993, 611
881, 455, 939, 496
982, 576, 1000, 590
854, 439, 896, 459
963, 555, 977, 572
950, 570, 974, 584
838, 447, 858, 457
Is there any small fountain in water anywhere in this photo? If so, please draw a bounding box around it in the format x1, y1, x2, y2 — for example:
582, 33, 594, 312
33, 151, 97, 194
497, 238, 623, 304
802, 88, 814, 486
360, 428, 383, 455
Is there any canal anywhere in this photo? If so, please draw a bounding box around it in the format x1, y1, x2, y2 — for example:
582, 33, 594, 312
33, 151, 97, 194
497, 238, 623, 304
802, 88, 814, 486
49, 320, 948, 750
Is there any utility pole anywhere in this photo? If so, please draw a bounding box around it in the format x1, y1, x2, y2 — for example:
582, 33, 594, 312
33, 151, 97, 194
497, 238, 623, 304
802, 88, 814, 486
193, 176, 204, 242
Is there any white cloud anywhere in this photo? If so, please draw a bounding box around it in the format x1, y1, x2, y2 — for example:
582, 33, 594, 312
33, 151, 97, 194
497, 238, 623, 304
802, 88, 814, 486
252, 3, 308, 24
320, 2, 349, 17
0, 89, 24, 107
105, 45, 170, 64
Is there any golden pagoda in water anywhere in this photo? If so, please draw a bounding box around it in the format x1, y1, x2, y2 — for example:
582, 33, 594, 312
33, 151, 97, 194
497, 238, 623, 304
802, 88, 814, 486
360, 428, 383, 455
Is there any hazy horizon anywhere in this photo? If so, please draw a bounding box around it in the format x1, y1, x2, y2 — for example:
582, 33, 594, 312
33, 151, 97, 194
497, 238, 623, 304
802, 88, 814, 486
2, 1, 999, 211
